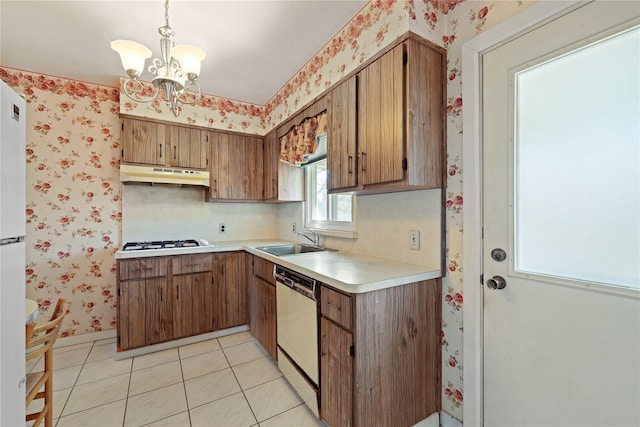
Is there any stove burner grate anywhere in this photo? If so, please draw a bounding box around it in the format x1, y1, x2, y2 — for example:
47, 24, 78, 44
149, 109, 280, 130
122, 239, 200, 251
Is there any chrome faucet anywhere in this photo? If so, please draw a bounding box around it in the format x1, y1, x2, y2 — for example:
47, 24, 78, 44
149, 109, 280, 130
297, 229, 320, 247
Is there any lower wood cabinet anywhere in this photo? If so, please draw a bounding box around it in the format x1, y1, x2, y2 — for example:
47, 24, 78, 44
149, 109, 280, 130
248, 255, 277, 359
117, 252, 247, 351
213, 252, 247, 330
320, 279, 442, 427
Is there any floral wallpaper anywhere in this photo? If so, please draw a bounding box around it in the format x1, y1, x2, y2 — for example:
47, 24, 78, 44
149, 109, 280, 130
2, 0, 541, 423
0, 68, 122, 337
118, 78, 267, 134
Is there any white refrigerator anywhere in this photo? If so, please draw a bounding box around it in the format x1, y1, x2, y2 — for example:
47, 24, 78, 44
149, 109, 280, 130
0, 80, 27, 426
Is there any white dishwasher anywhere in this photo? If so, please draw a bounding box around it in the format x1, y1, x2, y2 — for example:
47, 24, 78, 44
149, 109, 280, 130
274, 265, 320, 417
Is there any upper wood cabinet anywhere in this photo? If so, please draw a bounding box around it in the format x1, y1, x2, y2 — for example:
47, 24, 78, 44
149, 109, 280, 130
207, 131, 264, 201
121, 117, 208, 169
121, 118, 165, 166
327, 76, 358, 191
167, 126, 208, 169
263, 129, 304, 202
326, 35, 445, 194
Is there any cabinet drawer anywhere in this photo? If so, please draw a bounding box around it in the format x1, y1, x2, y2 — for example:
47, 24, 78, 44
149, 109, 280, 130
118, 258, 169, 280
253, 256, 275, 286
173, 254, 213, 275
321, 286, 352, 331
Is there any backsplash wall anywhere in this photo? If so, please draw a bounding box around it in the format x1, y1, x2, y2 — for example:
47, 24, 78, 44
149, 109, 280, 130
278, 189, 442, 269
122, 185, 279, 243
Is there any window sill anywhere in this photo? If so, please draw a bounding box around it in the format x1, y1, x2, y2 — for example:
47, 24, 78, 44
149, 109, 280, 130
309, 228, 358, 240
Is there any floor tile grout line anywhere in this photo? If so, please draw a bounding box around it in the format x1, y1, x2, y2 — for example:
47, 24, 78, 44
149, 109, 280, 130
221, 342, 260, 426
54, 339, 95, 423
178, 339, 195, 427
122, 341, 135, 427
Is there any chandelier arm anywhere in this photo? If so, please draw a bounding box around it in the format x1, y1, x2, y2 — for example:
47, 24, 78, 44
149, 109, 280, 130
175, 81, 202, 105
122, 78, 160, 104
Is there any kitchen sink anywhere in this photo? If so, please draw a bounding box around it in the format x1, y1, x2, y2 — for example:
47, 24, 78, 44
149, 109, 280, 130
256, 244, 336, 257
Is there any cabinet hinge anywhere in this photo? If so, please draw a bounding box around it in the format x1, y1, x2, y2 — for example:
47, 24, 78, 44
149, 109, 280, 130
121, 149, 124, 158
403, 50, 408, 65
121, 122, 124, 131
480, 274, 484, 285
349, 345, 355, 358
117, 335, 121, 345
402, 158, 408, 171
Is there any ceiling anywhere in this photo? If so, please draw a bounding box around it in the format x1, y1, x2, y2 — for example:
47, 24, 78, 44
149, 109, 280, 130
0, 0, 367, 105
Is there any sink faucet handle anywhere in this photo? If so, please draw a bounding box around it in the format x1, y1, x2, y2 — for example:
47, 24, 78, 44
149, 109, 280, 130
297, 229, 320, 247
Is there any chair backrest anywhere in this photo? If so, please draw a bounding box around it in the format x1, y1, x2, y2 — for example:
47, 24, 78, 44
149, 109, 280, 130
26, 299, 67, 362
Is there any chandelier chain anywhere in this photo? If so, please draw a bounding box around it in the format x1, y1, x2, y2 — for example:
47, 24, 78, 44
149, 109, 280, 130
164, 0, 170, 28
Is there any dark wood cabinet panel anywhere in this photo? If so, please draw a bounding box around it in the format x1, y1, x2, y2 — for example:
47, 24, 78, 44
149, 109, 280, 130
121, 117, 207, 169
358, 44, 404, 187
320, 286, 352, 331
121, 118, 164, 166
248, 255, 277, 360
118, 279, 147, 350
327, 76, 357, 192
173, 275, 193, 338
208, 132, 264, 201
253, 276, 277, 360
320, 279, 441, 427
213, 252, 247, 330
144, 277, 173, 345
190, 271, 214, 336
167, 126, 208, 169
320, 317, 353, 427
324, 34, 446, 195
117, 252, 247, 351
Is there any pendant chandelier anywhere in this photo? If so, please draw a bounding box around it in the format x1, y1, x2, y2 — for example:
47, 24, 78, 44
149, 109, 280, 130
111, 0, 206, 117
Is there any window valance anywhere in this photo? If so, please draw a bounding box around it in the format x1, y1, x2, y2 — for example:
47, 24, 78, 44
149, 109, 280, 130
279, 110, 327, 167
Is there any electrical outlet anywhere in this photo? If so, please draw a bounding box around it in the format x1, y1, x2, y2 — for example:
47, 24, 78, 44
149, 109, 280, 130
292, 223, 297, 234
219, 223, 226, 234
409, 230, 420, 250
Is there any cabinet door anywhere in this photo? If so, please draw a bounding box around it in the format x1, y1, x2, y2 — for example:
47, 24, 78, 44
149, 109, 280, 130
144, 277, 173, 345
320, 317, 353, 427
173, 275, 193, 338
328, 76, 358, 191
207, 130, 220, 199
118, 280, 147, 350
264, 130, 278, 200
121, 118, 165, 165
245, 136, 264, 200
168, 126, 208, 169
191, 271, 214, 335
213, 253, 247, 330
358, 44, 404, 186
255, 276, 277, 360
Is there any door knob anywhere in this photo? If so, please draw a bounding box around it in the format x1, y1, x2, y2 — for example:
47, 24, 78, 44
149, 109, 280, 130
486, 275, 507, 290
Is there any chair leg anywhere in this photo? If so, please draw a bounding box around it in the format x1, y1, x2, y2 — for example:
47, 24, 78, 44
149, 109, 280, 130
45, 351, 53, 427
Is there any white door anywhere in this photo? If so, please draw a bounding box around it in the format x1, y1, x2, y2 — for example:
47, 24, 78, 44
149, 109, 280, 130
482, 2, 640, 426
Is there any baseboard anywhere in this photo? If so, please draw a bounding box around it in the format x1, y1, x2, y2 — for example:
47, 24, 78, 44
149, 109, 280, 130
54, 329, 117, 348
440, 411, 463, 427
412, 411, 439, 427
114, 325, 250, 360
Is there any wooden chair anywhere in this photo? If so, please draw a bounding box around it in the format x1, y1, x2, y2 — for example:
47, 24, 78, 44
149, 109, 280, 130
25, 299, 68, 427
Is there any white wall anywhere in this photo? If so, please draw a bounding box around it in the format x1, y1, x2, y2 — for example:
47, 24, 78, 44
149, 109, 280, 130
122, 185, 280, 243
278, 189, 442, 268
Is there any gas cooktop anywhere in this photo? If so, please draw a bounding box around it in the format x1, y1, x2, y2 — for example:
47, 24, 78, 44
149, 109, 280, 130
122, 239, 200, 251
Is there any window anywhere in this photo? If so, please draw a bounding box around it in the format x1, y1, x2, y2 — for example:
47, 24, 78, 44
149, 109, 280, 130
305, 158, 355, 233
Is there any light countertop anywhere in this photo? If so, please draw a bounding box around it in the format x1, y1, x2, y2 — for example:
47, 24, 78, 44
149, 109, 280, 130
115, 240, 442, 294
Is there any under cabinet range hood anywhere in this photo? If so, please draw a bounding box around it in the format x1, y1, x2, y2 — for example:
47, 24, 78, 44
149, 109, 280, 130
120, 164, 210, 187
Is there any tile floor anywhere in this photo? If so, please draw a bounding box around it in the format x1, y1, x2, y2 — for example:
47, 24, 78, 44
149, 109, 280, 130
26, 331, 325, 427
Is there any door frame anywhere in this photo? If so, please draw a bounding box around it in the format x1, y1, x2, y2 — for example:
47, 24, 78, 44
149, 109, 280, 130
461, 1, 582, 425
